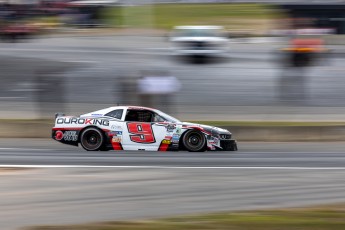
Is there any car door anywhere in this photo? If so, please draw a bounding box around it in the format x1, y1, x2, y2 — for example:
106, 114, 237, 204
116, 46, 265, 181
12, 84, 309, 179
122, 109, 168, 151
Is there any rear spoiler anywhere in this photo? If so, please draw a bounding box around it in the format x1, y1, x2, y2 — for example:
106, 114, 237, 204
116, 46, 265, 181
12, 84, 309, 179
55, 113, 65, 119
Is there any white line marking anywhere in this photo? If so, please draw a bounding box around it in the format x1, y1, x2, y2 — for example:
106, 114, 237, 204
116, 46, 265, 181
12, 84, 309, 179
0, 97, 26, 99
0, 47, 162, 55
0, 147, 345, 155
0, 148, 58, 151
1, 165, 345, 170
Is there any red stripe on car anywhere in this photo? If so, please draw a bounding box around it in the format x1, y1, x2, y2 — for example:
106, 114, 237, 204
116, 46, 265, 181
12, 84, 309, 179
112, 142, 123, 151
158, 143, 169, 151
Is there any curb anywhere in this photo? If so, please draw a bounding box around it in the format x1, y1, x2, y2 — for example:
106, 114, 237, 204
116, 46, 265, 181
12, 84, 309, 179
1, 121, 345, 141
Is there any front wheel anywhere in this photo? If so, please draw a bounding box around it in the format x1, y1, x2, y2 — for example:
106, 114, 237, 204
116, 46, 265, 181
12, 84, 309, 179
182, 130, 206, 152
80, 127, 104, 151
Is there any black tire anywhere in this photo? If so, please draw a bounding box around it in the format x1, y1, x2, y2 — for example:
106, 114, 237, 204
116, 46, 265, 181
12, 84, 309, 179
182, 129, 206, 152
80, 127, 104, 151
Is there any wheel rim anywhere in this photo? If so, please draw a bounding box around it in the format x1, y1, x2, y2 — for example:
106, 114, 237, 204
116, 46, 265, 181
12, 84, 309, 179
184, 131, 205, 151
189, 135, 201, 146
82, 130, 102, 151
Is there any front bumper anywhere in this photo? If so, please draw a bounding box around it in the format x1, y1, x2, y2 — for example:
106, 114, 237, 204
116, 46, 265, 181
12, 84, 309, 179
220, 139, 238, 151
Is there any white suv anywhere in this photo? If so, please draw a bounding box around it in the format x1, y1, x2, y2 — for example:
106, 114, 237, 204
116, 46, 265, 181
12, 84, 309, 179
170, 25, 229, 58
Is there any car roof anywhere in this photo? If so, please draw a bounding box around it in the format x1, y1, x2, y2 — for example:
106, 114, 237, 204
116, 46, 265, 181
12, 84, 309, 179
107, 105, 156, 111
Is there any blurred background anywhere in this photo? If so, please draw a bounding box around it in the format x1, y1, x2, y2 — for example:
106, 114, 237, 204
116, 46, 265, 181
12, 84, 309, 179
1, 0, 345, 124
3, 1, 345, 229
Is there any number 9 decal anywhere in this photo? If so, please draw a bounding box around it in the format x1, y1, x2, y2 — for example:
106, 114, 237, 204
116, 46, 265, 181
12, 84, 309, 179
127, 122, 156, 144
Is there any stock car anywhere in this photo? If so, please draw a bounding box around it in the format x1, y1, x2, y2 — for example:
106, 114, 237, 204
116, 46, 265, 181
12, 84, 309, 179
52, 106, 237, 152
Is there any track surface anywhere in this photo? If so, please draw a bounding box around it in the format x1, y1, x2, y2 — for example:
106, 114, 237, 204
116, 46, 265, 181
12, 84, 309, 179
1, 140, 345, 167
2, 146, 345, 168
1, 140, 345, 229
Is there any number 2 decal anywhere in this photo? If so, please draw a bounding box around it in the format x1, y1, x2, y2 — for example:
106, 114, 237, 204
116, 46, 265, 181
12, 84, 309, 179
127, 122, 156, 144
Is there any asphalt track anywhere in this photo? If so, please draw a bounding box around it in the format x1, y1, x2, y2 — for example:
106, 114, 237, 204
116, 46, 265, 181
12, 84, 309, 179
3, 146, 345, 168
1, 140, 345, 167
1, 140, 345, 230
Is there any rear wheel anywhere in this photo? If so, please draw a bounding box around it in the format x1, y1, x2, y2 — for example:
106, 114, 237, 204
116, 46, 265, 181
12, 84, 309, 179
182, 130, 206, 152
80, 127, 104, 151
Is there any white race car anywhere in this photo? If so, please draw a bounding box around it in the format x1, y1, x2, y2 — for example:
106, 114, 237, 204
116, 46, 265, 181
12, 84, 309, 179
52, 106, 237, 152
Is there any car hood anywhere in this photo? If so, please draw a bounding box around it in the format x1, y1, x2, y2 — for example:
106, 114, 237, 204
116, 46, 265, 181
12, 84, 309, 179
179, 122, 231, 134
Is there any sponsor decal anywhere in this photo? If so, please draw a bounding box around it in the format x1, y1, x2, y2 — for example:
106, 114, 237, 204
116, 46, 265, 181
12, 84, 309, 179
111, 125, 122, 130
112, 136, 122, 143
213, 137, 219, 145
175, 126, 182, 134
209, 138, 219, 145
56, 117, 109, 126
166, 124, 176, 133
63, 131, 78, 141
164, 135, 172, 140
91, 114, 103, 116
55, 130, 64, 141
172, 134, 180, 143
209, 137, 219, 145
109, 131, 123, 136
162, 139, 171, 145
172, 143, 179, 148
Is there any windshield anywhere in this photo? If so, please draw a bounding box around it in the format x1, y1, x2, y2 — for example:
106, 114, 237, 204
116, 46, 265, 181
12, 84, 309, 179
155, 109, 180, 123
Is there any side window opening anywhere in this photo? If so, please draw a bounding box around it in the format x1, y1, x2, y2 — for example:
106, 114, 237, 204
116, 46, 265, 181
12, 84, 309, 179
125, 110, 139, 122
125, 110, 153, 122
104, 109, 123, 119
153, 113, 167, 122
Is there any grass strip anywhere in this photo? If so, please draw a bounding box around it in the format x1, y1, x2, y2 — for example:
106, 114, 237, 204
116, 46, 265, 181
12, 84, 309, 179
152, 3, 277, 29
26, 204, 345, 230
105, 3, 281, 31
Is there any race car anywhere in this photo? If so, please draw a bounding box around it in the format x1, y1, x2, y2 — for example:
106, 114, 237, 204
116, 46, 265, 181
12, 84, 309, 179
52, 106, 238, 152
